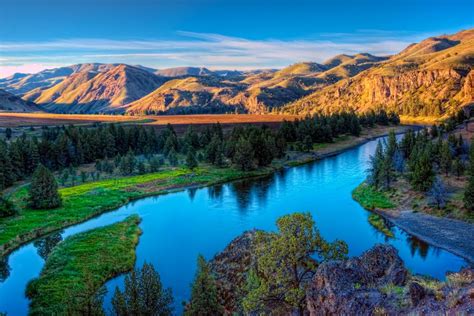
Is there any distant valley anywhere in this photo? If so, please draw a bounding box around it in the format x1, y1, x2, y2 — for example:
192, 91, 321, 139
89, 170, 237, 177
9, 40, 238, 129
0, 29, 473, 119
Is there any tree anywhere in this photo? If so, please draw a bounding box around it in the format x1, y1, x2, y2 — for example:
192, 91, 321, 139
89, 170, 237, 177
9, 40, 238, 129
233, 137, 254, 171
464, 139, 474, 211
0, 194, 17, 218
149, 156, 162, 172
185, 149, 198, 170
242, 213, 348, 315
440, 141, 452, 175
453, 158, 465, 179
0, 141, 15, 190
185, 255, 222, 315
385, 130, 397, 159
367, 141, 384, 189
28, 164, 62, 209
5, 128, 12, 140
409, 148, 434, 191
112, 262, 173, 316
167, 147, 178, 166
427, 177, 447, 209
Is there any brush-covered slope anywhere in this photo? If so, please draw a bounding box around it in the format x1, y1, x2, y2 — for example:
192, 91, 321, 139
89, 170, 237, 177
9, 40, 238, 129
283, 29, 474, 118
126, 76, 244, 114
43, 64, 167, 113
0, 89, 40, 112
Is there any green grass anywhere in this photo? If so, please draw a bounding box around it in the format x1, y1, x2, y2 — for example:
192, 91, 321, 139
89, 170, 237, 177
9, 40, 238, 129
0, 166, 269, 256
352, 183, 395, 210
368, 213, 394, 238
26, 215, 141, 315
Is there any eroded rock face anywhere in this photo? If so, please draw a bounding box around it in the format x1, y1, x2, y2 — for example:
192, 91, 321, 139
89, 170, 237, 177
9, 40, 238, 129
306, 244, 407, 315
209, 230, 257, 314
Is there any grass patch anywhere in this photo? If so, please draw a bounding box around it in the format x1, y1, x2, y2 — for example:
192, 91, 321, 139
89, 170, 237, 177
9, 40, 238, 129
26, 215, 141, 315
368, 213, 394, 238
0, 166, 270, 256
352, 183, 395, 210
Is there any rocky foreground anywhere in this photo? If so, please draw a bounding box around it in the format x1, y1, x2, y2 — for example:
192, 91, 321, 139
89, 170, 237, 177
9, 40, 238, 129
210, 231, 474, 315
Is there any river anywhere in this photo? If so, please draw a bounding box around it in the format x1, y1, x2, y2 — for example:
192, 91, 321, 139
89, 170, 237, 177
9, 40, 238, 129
0, 135, 468, 315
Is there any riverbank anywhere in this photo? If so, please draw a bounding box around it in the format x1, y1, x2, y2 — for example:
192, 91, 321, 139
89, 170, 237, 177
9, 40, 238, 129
26, 215, 142, 315
0, 124, 408, 257
353, 183, 474, 264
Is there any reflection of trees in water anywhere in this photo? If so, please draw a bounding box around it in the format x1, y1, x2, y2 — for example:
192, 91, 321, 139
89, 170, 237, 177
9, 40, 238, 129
0, 256, 10, 282
208, 184, 224, 201
34, 232, 63, 259
407, 235, 431, 259
187, 187, 198, 201
229, 175, 275, 212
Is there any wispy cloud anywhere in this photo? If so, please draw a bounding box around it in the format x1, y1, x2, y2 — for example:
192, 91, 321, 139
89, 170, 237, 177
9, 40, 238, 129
0, 30, 426, 78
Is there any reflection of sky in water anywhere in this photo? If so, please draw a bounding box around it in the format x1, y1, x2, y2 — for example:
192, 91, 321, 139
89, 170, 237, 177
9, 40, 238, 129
0, 136, 469, 315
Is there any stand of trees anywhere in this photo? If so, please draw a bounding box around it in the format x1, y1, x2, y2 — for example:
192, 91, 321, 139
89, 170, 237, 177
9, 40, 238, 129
368, 126, 472, 212
0, 110, 399, 195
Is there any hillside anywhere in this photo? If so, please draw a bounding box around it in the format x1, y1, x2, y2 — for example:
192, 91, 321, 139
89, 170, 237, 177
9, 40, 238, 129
41, 64, 167, 113
0, 63, 115, 95
283, 29, 474, 118
0, 89, 40, 112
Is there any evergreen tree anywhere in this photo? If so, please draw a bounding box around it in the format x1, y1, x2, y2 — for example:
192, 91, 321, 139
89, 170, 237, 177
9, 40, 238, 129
0, 194, 17, 218
186, 149, 198, 170
453, 158, 465, 179
233, 137, 254, 171
112, 263, 173, 316
167, 147, 178, 166
367, 141, 384, 189
5, 128, 12, 140
464, 139, 474, 211
149, 156, 162, 172
0, 141, 15, 190
409, 148, 435, 191
29, 164, 62, 209
385, 130, 397, 159
440, 141, 452, 175
185, 255, 222, 316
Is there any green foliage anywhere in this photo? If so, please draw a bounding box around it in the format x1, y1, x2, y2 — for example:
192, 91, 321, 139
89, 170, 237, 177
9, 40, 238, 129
186, 149, 198, 170
0, 195, 17, 218
242, 213, 348, 314
368, 213, 394, 238
464, 138, 474, 211
112, 262, 173, 316
26, 216, 141, 315
28, 164, 62, 209
185, 255, 222, 315
409, 147, 434, 192
352, 183, 395, 210
233, 137, 254, 171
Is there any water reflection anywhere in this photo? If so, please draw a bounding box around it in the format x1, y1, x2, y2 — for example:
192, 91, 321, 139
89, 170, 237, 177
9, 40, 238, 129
187, 188, 198, 201
406, 235, 431, 260
227, 175, 274, 212
33, 232, 63, 260
0, 257, 10, 282
207, 184, 224, 201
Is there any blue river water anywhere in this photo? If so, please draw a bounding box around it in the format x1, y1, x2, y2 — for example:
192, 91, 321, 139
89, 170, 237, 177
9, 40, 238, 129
0, 135, 468, 315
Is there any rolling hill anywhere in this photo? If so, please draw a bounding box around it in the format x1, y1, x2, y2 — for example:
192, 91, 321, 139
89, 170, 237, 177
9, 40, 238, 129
0, 89, 40, 112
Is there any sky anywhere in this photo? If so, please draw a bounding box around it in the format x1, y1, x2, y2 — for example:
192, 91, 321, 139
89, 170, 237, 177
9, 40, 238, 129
0, 0, 473, 77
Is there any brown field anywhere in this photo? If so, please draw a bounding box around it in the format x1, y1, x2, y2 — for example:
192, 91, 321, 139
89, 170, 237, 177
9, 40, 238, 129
0, 113, 138, 127
0, 113, 299, 129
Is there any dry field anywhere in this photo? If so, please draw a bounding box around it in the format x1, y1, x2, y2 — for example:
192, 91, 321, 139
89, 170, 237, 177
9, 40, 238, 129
0, 112, 299, 129
0, 113, 138, 127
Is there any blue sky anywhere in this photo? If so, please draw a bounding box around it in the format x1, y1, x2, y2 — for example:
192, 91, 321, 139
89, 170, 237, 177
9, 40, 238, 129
0, 0, 473, 77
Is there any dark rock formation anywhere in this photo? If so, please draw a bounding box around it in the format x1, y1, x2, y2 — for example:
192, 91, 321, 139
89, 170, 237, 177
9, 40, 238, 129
306, 244, 407, 315
209, 230, 257, 314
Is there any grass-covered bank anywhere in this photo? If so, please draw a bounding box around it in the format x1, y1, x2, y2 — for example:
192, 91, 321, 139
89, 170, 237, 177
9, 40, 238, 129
352, 183, 396, 210
0, 125, 408, 257
26, 215, 141, 315
0, 166, 269, 256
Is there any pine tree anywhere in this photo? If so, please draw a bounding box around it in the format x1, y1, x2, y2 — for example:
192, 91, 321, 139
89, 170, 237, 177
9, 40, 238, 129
368, 141, 384, 189
427, 177, 447, 209
29, 164, 62, 209
409, 148, 434, 192
233, 137, 254, 171
167, 147, 178, 166
464, 139, 474, 211
185, 255, 222, 315
453, 158, 465, 179
5, 128, 12, 140
185, 148, 197, 170
0, 194, 17, 218
440, 141, 452, 176
112, 263, 173, 316
0, 141, 15, 190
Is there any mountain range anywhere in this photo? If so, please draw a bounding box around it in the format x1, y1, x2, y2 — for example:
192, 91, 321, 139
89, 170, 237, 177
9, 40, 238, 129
0, 28, 473, 118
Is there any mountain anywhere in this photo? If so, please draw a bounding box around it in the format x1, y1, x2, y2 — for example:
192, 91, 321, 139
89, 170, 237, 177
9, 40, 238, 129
41, 64, 167, 113
0, 63, 115, 95
155, 67, 213, 77
283, 29, 474, 118
126, 76, 244, 115
0, 89, 40, 112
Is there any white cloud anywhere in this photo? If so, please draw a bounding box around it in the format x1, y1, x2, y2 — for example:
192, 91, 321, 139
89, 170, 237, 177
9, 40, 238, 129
0, 30, 425, 77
